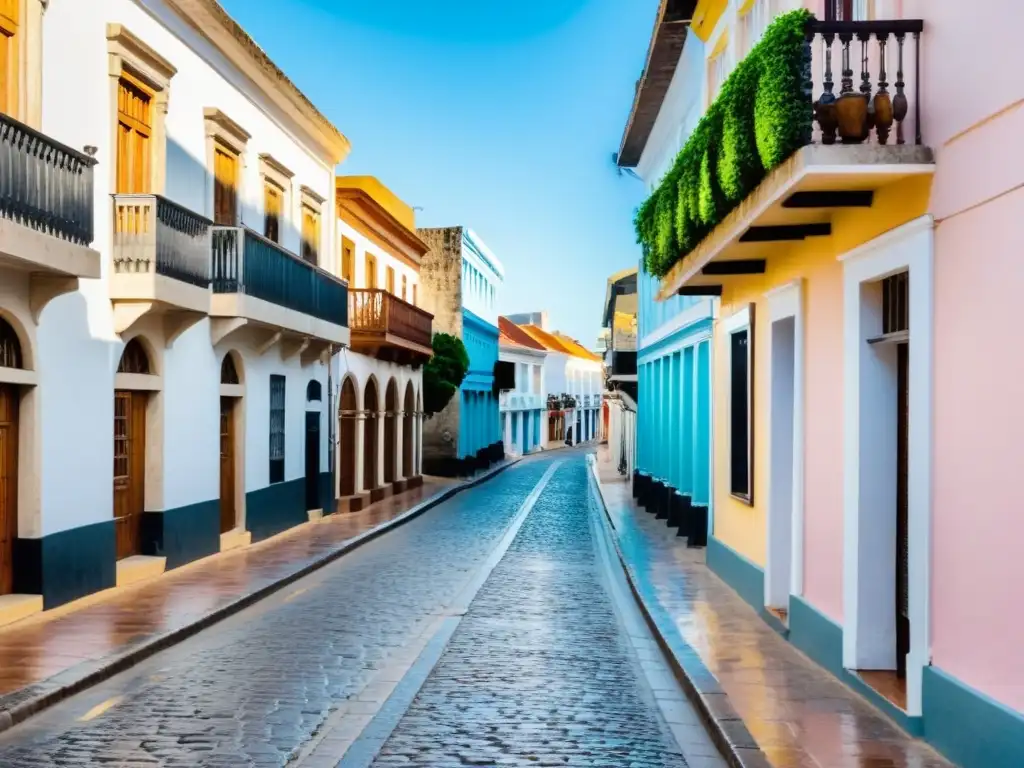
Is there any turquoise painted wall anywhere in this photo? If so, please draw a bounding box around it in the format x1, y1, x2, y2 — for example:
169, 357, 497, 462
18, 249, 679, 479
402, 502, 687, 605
459, 308, 500, 458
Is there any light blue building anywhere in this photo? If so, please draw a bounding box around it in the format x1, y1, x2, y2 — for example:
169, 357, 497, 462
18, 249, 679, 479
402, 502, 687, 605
418, 227, 505, 475
614, 6, 714, 544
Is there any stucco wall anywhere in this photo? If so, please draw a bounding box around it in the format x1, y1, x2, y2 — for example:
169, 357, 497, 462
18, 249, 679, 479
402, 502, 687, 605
338, 218, 420, 299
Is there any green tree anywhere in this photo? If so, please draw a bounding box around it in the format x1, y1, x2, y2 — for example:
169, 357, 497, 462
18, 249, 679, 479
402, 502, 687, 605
423, 332, 469, 417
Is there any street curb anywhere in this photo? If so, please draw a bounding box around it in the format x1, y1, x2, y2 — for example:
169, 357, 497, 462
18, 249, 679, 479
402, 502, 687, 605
586, 457, 772, 768
0, 459, 520, 735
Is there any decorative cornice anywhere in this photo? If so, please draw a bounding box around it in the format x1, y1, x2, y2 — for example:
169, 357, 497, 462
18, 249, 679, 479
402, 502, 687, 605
300, 184, 327, 207
203, 107, 251, 150
259, 152, 294, 180
159, 0, 350, 164
337, 188, 429, 269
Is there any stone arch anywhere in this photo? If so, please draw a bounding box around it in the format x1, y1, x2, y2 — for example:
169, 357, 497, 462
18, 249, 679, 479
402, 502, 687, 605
306, 380, 322, 402
363, 377, 379, 491
403, 380, 414, 478
338, 375, 358, 497
0, 317, 24, 371
383, 377, 398, 485
0, 308, 35, 373
117, 333, 161, 378
220, 351, 244, 385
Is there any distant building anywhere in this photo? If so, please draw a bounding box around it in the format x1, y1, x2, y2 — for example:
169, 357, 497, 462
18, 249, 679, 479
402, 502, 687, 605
602, 268, 639, 479
417, 227, 504, 475
497, 318, 546, 457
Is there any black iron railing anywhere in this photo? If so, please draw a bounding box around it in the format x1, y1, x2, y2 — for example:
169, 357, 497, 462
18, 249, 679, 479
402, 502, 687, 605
112, 194, 212, 287
212, 226, 348, 327
807, 19, 924, 146
0, 113, 96, 246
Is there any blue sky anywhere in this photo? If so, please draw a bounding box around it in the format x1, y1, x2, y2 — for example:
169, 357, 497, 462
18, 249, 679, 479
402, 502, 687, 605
219, 0, 657, 346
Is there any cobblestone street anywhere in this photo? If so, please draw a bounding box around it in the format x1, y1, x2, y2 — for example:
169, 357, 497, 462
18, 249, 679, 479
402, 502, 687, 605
0, 453, 714, 767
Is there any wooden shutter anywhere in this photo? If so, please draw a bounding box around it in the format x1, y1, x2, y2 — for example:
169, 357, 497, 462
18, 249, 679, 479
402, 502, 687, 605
0, 2, 18, 119
116, 74, 153, 194
301, 206, 319, 264
386, 266, 395, 294
341, 237, 354, 282
401, 275, 407, 301
263, 181, 282, 243
213, 144, 238, 226
365, 254, 377, 289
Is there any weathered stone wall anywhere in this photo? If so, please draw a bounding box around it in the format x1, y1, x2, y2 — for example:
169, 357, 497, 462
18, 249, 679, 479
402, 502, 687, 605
417, 227, 465, 463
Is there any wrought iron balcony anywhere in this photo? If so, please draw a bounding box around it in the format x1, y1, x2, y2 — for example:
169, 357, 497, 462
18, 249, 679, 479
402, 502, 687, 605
211, 226, 348, 347
349, 288, 433, 365
0, 112, 99, 279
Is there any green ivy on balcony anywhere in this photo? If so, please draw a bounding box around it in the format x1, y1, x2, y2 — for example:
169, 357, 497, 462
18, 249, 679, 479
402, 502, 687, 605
634, 9, 813, 279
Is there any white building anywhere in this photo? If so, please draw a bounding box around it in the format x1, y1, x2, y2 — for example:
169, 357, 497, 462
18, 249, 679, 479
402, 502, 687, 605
0, 0, 349, 616
334, 177, 430, 510
497, 317, 546, 457
505, 313, 604, 448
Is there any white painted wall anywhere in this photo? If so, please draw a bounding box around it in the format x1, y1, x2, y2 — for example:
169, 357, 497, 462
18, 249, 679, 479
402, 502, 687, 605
340, 218, 421, 301
461, 229, 504, 324
498, 344, 546, 397
14, 0, 339, 537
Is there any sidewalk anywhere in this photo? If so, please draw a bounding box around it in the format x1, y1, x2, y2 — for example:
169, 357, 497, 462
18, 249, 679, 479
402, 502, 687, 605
590, 448, 953, 768
0, 465, 510, 732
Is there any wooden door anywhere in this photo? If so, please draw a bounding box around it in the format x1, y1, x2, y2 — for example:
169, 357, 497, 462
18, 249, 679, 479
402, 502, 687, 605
219, 397, 236, 533
113, 390, 146, 559
213, 144, 238, 226
0, 385, 18, 595
339, 379, 357, 497
895, 342, 910, 678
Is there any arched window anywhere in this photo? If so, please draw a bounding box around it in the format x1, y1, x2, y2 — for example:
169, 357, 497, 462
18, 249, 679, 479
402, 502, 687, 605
306, 380, 322, 402
221, 354, 240, 384
117, 338, 151, 374
0, 318, 22, 369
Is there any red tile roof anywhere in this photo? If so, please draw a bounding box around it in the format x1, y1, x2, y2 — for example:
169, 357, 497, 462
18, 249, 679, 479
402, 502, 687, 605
498, 317, 546, 350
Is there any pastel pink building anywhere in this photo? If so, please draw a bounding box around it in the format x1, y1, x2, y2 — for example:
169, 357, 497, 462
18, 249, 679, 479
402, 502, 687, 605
624, 0, 1024, 765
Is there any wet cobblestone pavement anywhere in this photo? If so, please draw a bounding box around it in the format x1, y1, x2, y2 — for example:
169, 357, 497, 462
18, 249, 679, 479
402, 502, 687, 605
0, 461, 553, 767
371, 459, 688, 768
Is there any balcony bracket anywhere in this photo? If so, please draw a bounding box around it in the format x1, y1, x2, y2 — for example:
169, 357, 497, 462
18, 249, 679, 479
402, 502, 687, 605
255, 330, 283, 356
210, 317, 249, 347
301, 340, 332, 367
29, 275, 80, 323
281, 336, 311, 362
163, 311, 205, 348
113, 301, 157, 337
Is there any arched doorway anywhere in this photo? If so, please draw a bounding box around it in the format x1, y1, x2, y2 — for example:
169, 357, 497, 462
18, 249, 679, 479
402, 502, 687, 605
219, 354, 240, 534
384, 379, 397, 484
0, 318, 22, 595
338, 377, 357, 496
363, 379, 378, 492
114, 338, 152, 560
403, 382, 414, 479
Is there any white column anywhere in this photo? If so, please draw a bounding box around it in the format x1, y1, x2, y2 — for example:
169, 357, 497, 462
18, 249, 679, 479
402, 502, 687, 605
504, 411, 511, 453
376, 408, 386, 488
526, 410, 534, 452
354, 413, 366, 494
395, 408, 405, 481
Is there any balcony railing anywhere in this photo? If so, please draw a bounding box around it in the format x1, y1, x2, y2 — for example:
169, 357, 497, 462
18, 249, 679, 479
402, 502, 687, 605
113, 194, 211, 287
0, 112, 96, 246
808, 19, 924, 146
349, 289, 432, 349
211, 226, 348, 328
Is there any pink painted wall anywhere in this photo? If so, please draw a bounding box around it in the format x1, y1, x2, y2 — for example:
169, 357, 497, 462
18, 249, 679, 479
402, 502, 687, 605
905, 0, 1024, 711
801, 260, 845, 623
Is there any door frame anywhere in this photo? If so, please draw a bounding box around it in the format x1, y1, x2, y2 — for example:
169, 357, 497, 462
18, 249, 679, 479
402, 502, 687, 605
304, 404, 321, 512
841, 215, 934, 716
764, 279, 805, 611
220, 370, 246, 533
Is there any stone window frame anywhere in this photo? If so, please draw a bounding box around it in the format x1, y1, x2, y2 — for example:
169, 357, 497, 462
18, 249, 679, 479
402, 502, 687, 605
1, 0, 48, 128
258, 153, 294, 244
107, 23, 176, 196
204, 108, 250, 226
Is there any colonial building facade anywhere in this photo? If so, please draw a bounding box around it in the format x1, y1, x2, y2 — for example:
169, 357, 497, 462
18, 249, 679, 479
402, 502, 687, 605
0, 0, 349, 619
418, 227, 504, 475
497, 317, 546, 457
334, 177, 431, 511
620, 0, 1024, 764
602, 268, 639, 481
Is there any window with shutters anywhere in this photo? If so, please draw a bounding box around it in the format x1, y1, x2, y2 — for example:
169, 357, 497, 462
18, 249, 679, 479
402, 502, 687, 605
269, 375, 285, 484
116, 73, 153, 194
341, 237, 355, 283
401, 275, 408, 302
412, 284, 418, 307
300, 204, 320, 264
365, 253, 377, 289
825, 0, 872, 20
0, 1, 17, 118
263, 180, 283, 243
737, 0, 770, 60
386, 266, 395, 295
213, 142, 238, 226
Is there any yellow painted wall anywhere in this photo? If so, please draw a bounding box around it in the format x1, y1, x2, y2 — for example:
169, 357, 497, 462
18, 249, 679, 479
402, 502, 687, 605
711, 176, 932, 570
336, 176, 416, 231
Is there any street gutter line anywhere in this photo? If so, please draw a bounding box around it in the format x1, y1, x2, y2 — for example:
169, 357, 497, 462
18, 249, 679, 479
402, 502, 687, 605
0, 459, 521, 735
319, 460, 565, 768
